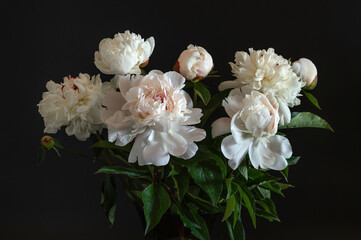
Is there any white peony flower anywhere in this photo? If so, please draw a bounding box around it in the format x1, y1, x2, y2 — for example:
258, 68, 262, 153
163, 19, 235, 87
101, 70, 206, 166
94, 30, 155, 75
212, 87, 292, 170
175, 44, 213, 80
292, 58, 318, 90
38, 74, 115, 141
219, 48, 305, 125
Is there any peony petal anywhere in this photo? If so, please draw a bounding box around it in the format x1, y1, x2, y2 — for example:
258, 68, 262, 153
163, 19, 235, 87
161, 131, 188, 157
269, 154, 288, 170
218, 80, 243, 91
278, 100, 291, 125
183, 108, 203, 125
142, 141, 170, 166
101, 92, 125, 122
129, 130, 151, 164
268, 135, 293, 159
178, 126, 206, 142
211, 117, 231, 138
146, 36, 155, 56
164, 71, 185, 89
180, 142, 198, 159
221, 135, 251, 170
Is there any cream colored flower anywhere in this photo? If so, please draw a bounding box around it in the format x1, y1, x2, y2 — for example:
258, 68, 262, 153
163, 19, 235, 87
219, 48, 305, 125
38, 74, 114, 141
212, 87, 292, 170
94, 30, 155, 75
176, 44, 213, 80
101, 70, 206, 166
292, 58, 318, 90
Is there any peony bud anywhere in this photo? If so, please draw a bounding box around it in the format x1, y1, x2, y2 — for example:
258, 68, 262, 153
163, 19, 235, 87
292, 58, 318, 90
40, 136, 55, 150
177, 44, 213, 81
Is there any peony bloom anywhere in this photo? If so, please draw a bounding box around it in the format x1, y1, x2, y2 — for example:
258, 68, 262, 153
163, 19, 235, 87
212, 86, 292, 170
101, 70, 206, 166
175, 44, 213, 80
94, 30, 155, 75
219, 48, 305, 125
38, 74, 114, 141
292, 58, 318, 90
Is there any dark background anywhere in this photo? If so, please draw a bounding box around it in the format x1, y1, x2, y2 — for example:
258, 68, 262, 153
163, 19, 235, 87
2, 0, 360, 239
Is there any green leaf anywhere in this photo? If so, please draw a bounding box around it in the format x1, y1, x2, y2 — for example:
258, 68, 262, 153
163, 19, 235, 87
199, 146, 227, 178
96, 166, 149, 179
302, 90, 321, 110
199, 89, 231, 127
222, 195, 236, 222
53, 147, 61, 157
278, 112, 334, 132
257, 187, 271, 199
280, 166, 289, 182
226, 217, 245, 240
91, 140, 131, 152
174, 201, 200, 229
37, 146, 45, 165
238, 160, 248, 180
225, 178, 239, 199
172, 172, 190, 202
185, 192, 221, 214
231, 193, 241, 229
260, 182, 284, 197
188, 161, 223, 206
54, 138, 65, 149
288, 156, 301, 165
236, 181, 256, 228
101, 174, 117, 227
142, 183, 171, 234
194, 82, 211, 105
188, 207, 210, 240
255, 208, 280, 222
168, 163, 182, 177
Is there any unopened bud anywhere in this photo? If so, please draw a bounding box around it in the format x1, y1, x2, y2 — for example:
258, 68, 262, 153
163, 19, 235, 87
177, 44, 213, 81
292, 58, 318, 90
40, 136, 55, 150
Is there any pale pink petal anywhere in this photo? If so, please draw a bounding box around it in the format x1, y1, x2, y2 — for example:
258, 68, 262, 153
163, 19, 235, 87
164, 71, 185, 89
211, 117, 231, 138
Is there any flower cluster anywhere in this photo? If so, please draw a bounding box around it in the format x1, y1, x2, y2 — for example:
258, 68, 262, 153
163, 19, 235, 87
37, 30, 329, 239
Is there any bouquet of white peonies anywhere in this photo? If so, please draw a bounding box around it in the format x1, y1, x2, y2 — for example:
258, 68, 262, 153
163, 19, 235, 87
37, 30, 332, 240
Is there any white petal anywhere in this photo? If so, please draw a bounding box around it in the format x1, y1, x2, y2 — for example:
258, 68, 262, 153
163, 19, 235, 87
221, 135, 251, 170
268, 135, 292, 158
143, 141, 170, 166
219, 80, 243, 91
180, 142, 198, 159
269, 154, 288, 170
211, 117, 231, 138
146, 36, 155, 56
161, 131, 188, 157
101, 92, 125, 122
178, 126, 206, 142
184, 108, 203, 125
278, 100, 291, 125
164, 71, 185, 89
128, 130, 150, 164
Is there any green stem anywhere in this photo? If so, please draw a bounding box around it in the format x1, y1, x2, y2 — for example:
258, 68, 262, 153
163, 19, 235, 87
193, 87, 198, 107
57, 146, 107, 164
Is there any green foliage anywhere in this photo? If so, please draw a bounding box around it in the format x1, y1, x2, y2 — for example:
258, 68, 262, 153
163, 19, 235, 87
96, 166, 150, 179
188, 161, 224, 206
142, 183, 171, 234
101, 174, 117, 227
302, 90, 322, 110
194, 82, 211, 106
279, 112, 334, 132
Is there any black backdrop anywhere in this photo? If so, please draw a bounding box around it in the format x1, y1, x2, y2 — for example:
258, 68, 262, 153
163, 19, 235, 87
2, 0, 360, 239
